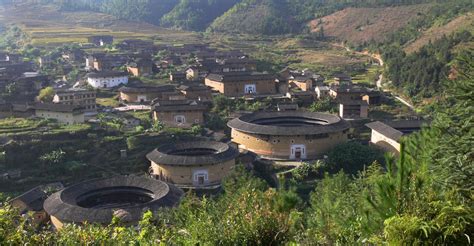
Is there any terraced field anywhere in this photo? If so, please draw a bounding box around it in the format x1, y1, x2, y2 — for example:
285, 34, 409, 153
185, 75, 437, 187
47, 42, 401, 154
0, 3, 200, 47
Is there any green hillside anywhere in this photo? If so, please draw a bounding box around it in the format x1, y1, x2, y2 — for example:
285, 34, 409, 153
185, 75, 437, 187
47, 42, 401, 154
100, 0, 179, 25
160, 0, 240, 31
208, 0, 298, 35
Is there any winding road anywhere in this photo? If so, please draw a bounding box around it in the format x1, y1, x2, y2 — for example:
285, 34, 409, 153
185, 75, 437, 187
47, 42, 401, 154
332, 42, 415, 110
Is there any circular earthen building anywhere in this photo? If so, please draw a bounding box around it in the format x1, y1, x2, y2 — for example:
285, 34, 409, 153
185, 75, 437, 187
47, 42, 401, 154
146, 141, 239, 189
227, 111, 350, 160
43, 176, 183, 228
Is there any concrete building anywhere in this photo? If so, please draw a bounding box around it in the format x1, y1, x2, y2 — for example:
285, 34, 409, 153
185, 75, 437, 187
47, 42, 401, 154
118, 84, 176, 103
147, 141, 239, 189
33, 103, 85, 124
127, 58, 154, 77
178, 84, 213, 102
315, 85, 330, 99
228, 111, 350, 160
339, 100, 368, 119
152, 100, 207, 128
169, 71, 186, 82
289, 76, 313, 91
332, 73, 352, 86
87, 71, 128, 88
329, 85, 381, 105
53, 88, 96, 118
205, 72, 277, 97
44, 176, 183, 228
365, 120, 428, 154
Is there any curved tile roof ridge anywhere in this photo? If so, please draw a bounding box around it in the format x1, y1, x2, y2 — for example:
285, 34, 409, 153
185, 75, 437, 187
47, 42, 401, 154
44, 175, 183, 225
146, 141, 239, 166
227, 111, 350, 136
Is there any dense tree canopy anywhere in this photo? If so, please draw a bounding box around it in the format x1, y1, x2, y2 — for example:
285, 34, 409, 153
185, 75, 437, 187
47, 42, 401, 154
382, 31, 472, 98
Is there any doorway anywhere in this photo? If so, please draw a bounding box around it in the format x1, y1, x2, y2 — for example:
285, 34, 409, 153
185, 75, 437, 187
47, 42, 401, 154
193, 170, 209, 186
244, 84, 256, 94
290, 144, 306, 160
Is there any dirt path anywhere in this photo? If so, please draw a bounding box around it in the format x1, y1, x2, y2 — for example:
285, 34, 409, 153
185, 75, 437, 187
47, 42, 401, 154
332, 42, 417, 110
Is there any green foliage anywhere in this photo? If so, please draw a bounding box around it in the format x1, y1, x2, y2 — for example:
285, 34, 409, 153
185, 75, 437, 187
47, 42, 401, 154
209, 0, 299, 35
0, 167, 302, 245
419, 50, 474, 198
327, 141, 384, 174
207, 95, 270, 130
308, 97, 335, 113
190, 124, 204, 135
126, 136, 139, 150
37, 86, 55, 102
0, 25, 29, 50
161, 0, 240, 31
54, 0, 178, 25
291, 160, 325, 181
39, 149, 66, 166
382, 31, 472, 98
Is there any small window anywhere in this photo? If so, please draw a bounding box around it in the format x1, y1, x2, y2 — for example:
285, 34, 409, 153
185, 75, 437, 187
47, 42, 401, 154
175, 115, 186, 124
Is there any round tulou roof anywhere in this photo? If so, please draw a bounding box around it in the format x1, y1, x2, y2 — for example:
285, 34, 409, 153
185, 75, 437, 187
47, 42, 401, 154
146, 141, 239, 166
44, 176, 183, 225
227, 111, 350, 136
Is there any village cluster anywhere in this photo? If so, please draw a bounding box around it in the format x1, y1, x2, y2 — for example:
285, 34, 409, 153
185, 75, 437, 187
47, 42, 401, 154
2, 35, 426, 228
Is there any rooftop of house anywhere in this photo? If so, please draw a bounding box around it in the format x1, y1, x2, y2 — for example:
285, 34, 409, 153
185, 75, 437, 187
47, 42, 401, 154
206, 72, 275, 82
119, 84, 176, 93
277, 103, 299, 110
178, 84, 210, 92
146, 141, 239, 166
338, 99, 369, 106
330, 85, 373, 94
153, 100, 207, 112
55, 88, 94, 94
290, 76, 313, 82
9, 187, 47, 212
365, 120, 429, 141
87, 71, 128, 78
288, 90, 315, 96
33, 103, 84, 113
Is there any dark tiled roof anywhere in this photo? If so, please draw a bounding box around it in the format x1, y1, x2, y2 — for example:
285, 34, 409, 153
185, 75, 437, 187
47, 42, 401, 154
288, 90, 315, 96
44, 176, 183, 225
87, 71, 128, 78
292, 76, 312, 82
228, 111, 350, 136
206, 72, 275, 83
147, 141, 239, 166
333, 73, 351, 80
331, 85, 370, 93
338, 99, 369, 105
9, 187, 47, 212
178, 84, 210, 91
33, 103, 84, 113
153, 100, 207, 112
366, 120, 429, 140
119, 84, 176, 93
365, 121, 403, 141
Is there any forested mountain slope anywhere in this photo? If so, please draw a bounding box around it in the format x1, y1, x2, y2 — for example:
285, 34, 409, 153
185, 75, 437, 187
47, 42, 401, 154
160, 0, 240, 31
208, 0, 298, 35
404, 12, 474, 53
